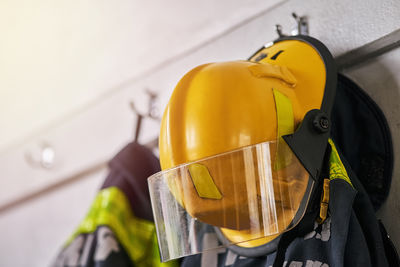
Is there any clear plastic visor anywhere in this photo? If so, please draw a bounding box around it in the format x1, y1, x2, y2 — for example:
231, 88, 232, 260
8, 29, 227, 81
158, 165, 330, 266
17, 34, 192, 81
148, 140, 313, 262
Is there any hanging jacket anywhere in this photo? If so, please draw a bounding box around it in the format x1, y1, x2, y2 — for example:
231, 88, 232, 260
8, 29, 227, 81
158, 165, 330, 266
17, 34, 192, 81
180, 140, 391, 267
331, 74, 393, 211
52, 142, 179, 267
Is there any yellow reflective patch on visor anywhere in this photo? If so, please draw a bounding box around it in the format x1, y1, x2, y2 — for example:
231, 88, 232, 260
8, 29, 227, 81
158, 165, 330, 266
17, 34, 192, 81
188, 163, 223, 199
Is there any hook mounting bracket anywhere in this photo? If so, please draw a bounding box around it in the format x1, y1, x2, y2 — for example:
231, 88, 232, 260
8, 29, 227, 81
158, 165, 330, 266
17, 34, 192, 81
130, 89, 160, 142
275, 12, 309, 38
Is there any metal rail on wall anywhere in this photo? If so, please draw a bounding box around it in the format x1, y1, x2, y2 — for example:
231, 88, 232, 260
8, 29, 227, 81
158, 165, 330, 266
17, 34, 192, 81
336, 28, 400, 71
275, 14, 400, 70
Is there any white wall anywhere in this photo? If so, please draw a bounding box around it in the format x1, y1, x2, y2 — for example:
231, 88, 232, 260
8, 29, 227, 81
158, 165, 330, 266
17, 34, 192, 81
0, 0, 284, 153
0, 168, 106, 266
0, 0, 399, 266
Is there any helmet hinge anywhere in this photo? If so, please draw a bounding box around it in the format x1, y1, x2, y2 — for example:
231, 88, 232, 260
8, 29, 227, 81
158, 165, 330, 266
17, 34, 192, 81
282, 109, 331, 180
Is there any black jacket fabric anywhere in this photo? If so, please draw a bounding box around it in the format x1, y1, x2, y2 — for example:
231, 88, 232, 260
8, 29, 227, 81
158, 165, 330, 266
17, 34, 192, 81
331, 74, 393, 211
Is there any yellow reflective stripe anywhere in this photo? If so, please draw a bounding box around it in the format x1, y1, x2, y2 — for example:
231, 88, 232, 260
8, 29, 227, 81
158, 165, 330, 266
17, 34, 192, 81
273, 89, 294, 137
188, 163, 223, 199
65, 187, 178, 267
328, 139, 353, 187
273, 89, 294, 170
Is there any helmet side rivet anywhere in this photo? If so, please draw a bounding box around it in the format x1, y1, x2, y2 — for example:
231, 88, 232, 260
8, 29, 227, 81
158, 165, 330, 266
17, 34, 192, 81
313, 113, 330, 133
320, 118, 329, 129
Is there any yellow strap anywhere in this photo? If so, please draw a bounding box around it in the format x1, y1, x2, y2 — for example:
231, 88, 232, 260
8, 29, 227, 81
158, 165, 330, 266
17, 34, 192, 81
317, 178, 330, 224
188, 163, 223, 199
273, 89, 295, 170
65, 187, 178, 267
328, 139, 353, 187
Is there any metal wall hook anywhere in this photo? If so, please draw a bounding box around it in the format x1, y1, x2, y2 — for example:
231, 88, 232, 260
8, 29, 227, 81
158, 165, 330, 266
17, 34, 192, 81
130, 89, 160, 143
145, 88, 160, 120
130, 102, 144, 142
291, 12, 309, 36
25, 142, 56, 169
275, 12, 309, 38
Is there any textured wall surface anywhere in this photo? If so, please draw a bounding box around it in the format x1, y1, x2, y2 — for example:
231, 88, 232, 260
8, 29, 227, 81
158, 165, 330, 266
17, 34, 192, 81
0, 0, 399, 266
0, 168, 105, 266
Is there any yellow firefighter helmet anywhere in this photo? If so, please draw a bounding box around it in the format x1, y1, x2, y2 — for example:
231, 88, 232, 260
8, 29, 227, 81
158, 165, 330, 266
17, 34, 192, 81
149, 35, 336, 261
